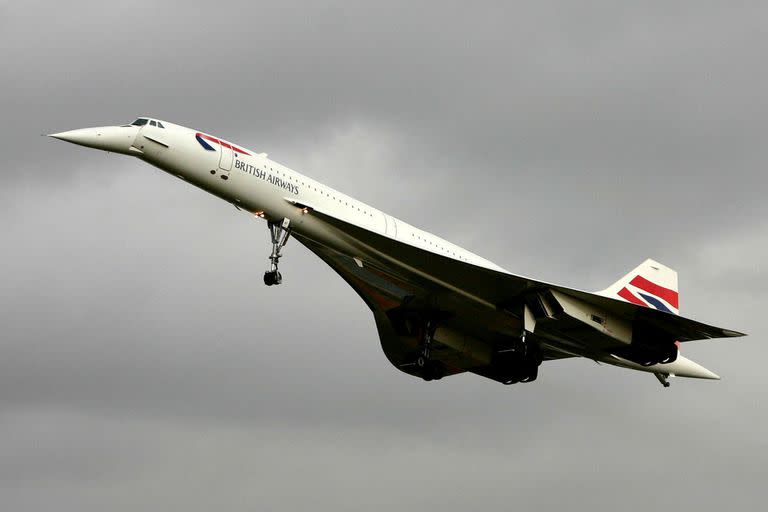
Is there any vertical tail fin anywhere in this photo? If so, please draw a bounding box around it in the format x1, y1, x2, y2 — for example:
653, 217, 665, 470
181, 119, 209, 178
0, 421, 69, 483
597, 258, 680, 315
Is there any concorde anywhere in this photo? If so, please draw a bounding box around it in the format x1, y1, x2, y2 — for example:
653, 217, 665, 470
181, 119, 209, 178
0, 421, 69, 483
49, 118, 744, 388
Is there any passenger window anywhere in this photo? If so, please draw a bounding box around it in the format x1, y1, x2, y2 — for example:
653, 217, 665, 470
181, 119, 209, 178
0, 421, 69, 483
150, 120, 157, 127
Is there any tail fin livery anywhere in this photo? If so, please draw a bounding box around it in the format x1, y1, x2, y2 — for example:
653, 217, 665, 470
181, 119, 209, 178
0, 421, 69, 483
597, 258, 680, 315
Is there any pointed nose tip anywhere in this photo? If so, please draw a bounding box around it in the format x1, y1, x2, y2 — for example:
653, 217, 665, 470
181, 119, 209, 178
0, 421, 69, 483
48, 128, 98, 146
48, 130, 79, 142
47, 126, 138, 155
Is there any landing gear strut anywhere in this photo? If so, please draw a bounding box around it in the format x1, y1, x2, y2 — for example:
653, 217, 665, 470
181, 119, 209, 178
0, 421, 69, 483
263, 218, 291, 286
415, 319, 445, 381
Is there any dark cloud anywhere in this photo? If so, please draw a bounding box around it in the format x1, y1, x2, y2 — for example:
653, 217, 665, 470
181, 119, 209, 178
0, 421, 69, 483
1, 1, 765, 510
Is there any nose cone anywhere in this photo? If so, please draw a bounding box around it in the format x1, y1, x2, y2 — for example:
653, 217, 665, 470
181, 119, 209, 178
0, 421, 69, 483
49, 126, 138, 155
49, 128, 96, 145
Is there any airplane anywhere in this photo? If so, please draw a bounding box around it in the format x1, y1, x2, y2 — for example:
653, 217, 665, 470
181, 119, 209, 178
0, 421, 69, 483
48, 117, 745, 388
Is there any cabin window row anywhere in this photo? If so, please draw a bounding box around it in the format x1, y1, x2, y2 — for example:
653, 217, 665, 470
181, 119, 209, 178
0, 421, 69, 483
410, 232, 467, 261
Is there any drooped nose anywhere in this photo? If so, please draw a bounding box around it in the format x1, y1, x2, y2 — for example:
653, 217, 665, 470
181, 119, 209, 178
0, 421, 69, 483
49, 125, 139, 155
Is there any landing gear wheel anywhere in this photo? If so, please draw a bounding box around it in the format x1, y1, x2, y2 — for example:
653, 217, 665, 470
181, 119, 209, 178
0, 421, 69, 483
429, 360, 446, 381
263, 270, 282, 286
519, 363, 538, 383
419, 360, 445, 382
495, 334, 542, 385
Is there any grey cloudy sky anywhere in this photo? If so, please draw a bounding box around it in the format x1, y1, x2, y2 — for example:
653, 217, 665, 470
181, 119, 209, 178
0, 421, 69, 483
1, 1, 766, 510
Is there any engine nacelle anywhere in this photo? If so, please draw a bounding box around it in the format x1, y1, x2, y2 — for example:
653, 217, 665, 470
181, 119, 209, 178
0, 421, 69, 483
433, 326, 493, 366
550, 290, 633, 345
615, 343, 678, 366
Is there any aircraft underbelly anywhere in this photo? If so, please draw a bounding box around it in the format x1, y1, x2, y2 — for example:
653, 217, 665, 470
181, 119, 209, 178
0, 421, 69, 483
286, 200, 734, 383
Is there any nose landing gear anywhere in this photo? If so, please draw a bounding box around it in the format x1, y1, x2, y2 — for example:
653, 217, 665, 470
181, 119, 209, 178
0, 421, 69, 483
264, 218, 291, 286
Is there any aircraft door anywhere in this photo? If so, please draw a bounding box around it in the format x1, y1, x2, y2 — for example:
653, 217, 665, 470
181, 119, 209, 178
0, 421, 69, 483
385, 215, 398, 238
219, 144, 234, 173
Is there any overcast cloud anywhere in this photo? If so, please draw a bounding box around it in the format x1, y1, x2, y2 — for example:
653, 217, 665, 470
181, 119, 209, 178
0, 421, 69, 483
1, 1, 766, 510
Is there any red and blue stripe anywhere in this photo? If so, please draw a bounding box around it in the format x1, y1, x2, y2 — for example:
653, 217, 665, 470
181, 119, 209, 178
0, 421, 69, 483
195, 132, 250, 156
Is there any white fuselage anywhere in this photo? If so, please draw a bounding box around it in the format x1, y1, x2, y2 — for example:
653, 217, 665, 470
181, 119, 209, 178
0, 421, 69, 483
139, 120, 506, 273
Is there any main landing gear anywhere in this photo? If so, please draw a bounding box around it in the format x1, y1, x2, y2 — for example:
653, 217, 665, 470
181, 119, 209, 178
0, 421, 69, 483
415, 320, 446, 381
263, 218, 291, 286
496, 330, 542, 385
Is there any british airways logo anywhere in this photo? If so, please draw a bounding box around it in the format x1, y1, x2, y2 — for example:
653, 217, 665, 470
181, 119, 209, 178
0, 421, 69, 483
617, 276, 679, 314
234, 159, 299, 195
195, 132, 251, 156
195, 132, 298, 195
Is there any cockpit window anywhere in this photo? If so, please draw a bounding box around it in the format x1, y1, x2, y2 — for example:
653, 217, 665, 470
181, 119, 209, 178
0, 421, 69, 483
131, 118, 148, 126
157, 121, 164, 128
150, 120, 157, 127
